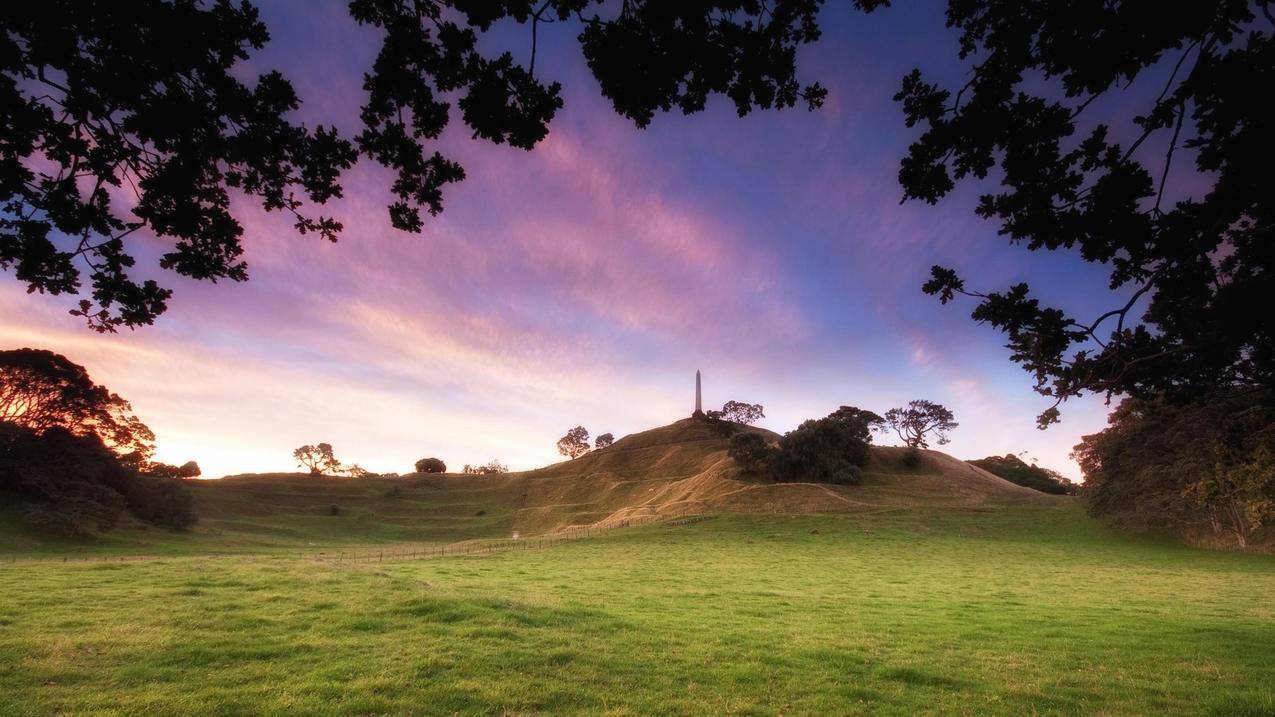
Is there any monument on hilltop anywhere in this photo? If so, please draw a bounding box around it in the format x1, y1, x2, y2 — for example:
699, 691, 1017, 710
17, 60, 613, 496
692, 369, 703, 417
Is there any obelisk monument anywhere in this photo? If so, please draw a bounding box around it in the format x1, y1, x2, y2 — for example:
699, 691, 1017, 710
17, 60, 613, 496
693, 369, 703, 416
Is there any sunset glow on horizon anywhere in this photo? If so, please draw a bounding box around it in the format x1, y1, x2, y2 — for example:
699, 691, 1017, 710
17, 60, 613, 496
0, 0, 1120, 480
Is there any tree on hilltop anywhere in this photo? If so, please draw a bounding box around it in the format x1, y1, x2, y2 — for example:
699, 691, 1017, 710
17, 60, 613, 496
1, 348, 155, 461
883, 401, 957, 448
594, 433, 614, 450
293, 443, 342, 476
720, 401, 765, 426
415, 457, 447, 474
557, 426, 590, 459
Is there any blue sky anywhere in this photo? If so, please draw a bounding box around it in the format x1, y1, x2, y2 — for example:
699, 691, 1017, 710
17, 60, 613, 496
1, 1, 1125, 478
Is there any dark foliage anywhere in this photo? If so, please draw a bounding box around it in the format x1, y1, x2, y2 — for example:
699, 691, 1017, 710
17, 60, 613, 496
727, 432, 775, 475
0, 348, 154, 459
720, 401, 765, 426
772, 414, 872, 485
3, 0, 869, 329
1, 1, 357, 330
594, 432, 614, 449
902, 446, 921, 468
557, 426, 589, 459
971, 454, 1077, 495
827, 405, 885, 441
883, 400, 957, 448
414, 457, 447, 473
144, 460, 201, 479
294, 443, 342, 476
901, 2, 1275, 426
1074, 389, 1275, 548
0, 423, 197, 535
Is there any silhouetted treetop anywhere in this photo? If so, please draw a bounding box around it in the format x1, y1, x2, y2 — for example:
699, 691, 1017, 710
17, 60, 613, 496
0, 347, 154, 460
883, 400, 956, 448
2, 2, 357, 331
3, 0, 876, 330
902, 2, 1274, 425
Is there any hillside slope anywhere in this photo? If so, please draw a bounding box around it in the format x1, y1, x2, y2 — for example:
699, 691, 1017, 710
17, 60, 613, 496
190, 417, 1052, 541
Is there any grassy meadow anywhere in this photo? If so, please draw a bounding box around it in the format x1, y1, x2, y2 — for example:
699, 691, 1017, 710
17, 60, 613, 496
2, 501, 1273, 716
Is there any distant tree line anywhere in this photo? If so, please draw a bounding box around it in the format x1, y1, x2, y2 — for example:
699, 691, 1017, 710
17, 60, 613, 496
0, 348, 199, 536
970, 455, 1077, 496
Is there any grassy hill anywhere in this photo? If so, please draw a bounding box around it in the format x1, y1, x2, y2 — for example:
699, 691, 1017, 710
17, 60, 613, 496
153, 416, 1049, 553
3, 417, 1273, 714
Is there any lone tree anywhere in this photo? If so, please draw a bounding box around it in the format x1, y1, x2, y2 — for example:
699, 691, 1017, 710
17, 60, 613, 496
293, 443, 342, 476
557, 426, 590, 460
883, 401, 957, 448
415, 457, 446, 474
0, 348, 155, 461
720, 401, 765, 425
594, 433, 614, 450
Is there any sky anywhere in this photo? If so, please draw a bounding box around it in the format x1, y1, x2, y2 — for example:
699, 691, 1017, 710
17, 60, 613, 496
0, 0, 1131, 480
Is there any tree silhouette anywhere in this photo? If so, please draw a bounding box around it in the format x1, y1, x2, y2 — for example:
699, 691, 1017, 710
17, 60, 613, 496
0, 348, 154, 460
557, 426, 590, 459
900, 3, 1274, 425
720, 401, 765, 425
415, 457, 447, 473
883, 400, 957, 449
594, 432, 614, 449
2, 1, 862, 329
293, 443, 341, 476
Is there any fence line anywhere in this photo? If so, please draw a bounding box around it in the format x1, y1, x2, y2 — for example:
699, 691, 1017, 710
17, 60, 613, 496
2, 505, 712, 567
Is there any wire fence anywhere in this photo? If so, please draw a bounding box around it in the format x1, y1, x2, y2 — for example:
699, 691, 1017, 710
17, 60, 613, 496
2, 507, 715, 567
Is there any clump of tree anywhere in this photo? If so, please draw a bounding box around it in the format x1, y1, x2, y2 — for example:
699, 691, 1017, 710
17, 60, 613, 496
727, 433, 775, 475
883, 400, 957, 448
720, 401, 765, 425
293, 443, 376, 477
0, 348, 197, 536
594, 433, 614, 450
414, 457, 447, 474
557, 426, 590, 460
293, 443, 342, 476
144, 461, 202, 479
461, 460, 508, 475
728, 406, 880, 485
970, 455, 1076, 496
1075, 390, 1275, 549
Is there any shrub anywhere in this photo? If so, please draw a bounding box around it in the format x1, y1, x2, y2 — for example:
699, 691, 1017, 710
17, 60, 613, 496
415, 457, 446, 473
772, 416, 871, 485
902, 447, 922, 468
728, 433, 775, 475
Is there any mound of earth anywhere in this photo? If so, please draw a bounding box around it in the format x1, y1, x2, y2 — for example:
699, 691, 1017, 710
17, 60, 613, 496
192, 417, 1053, 537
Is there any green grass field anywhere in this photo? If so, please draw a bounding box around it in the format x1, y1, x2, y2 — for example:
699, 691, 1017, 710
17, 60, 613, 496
2, 501, 1273, 716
